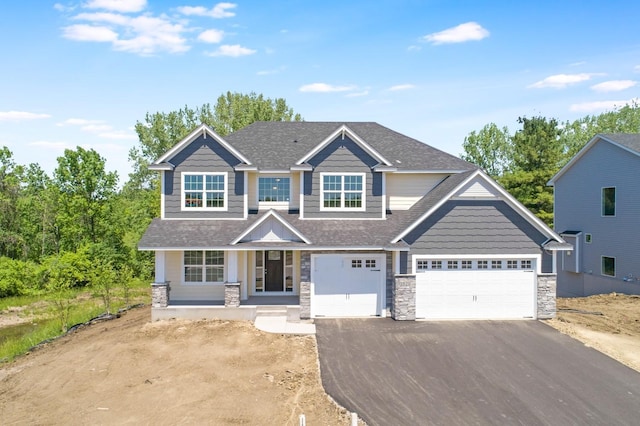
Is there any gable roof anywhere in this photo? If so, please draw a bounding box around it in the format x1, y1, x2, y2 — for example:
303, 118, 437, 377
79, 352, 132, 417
151, 124, 252, 168
392, 169, 565, 245
231, 210, 311, 245
548, 133, 640, 185
223, 121, 475, 171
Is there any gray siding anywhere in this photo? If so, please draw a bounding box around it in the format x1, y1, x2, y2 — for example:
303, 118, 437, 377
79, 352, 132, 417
404, 200, 550, 273
164, 135, 244, 219
554, 140, 640, 295
303, 136, 383, 218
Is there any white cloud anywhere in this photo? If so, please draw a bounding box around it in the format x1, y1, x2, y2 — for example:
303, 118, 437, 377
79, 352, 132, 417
422, 22, 489, 45
198, 29, 224, 43
177, 3, 237, 18
345, 90, 369, 98
388, 84, 416, 91
56, 117, 135, 139
0, 111, 51, 121
64, 13, 189, 54
206, 44, 256, 57
528, 73, 597, 89
569, 99, 637, 112
84, 0, 147, 13
62, 24, 118, 41
299, 83, 357, 93
591, 80, 637, 93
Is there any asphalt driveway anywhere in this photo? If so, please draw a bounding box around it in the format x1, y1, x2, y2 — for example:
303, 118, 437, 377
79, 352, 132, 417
316, 319, 640, 426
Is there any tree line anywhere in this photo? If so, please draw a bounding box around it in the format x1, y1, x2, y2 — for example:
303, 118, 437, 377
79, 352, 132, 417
461, 101, 640, 225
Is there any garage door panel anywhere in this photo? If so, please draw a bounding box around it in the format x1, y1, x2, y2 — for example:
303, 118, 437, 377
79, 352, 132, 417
415, 263, 536, 320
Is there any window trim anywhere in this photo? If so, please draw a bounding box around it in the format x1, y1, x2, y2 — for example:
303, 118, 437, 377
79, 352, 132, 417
601, 256, 616, 277
601, 186, 616, 217
183, 250, 225, 285
181, 172, 228, 212
320, 172, 366, 212
257, 174, 291, 208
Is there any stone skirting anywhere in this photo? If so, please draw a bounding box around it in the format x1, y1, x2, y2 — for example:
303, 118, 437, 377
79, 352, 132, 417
300, 281, 311, 319
537, 274, 557, 319
392, 275, 416, 321
224, 282, 241, 308
151, 282, 170, 308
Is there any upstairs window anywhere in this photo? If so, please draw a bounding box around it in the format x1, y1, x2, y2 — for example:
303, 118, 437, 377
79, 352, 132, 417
259, 176, 290, 204
182, 172, 227, 211
602, 187, 615, 216
321, 173, 365, 211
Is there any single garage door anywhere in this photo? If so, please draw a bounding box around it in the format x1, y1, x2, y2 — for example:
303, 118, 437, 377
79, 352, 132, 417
311, 254, 385, 317
415, 258, 536, 319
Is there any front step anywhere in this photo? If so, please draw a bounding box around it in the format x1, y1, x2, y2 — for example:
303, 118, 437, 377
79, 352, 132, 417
255, 305, 301, 322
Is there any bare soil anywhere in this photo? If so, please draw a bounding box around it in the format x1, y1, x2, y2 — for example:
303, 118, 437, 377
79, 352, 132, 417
0, 306, 352, 425
546, 293, 640, 372
2, 294, 638, 425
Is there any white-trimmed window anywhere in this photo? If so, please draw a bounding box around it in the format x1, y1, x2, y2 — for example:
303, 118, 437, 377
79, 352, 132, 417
416, 260, 429, 271
477, 260, 488, 269
184, 251, 224, 283
491, 260, 503, 269
431, 260, 442, 269
521, 260, 532, 269
602, 256, 616, 277
321, 173, 365, 211
258, 176, 290, 204
182, 172, 227, 210
602, 187, 615, 216
461, 260, 472, 269
507, 260, 518, 269
447, 260, 459, 269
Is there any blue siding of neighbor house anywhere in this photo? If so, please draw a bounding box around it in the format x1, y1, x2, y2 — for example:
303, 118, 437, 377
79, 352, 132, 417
554, 140, 640, 296
403, 200, 552, 273
164, 134, 245, 219
303, 136, 383, 219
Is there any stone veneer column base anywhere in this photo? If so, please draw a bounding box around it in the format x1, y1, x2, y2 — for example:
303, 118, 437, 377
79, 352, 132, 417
151, 282, 170, 308
225, 283, 241, 308
300, 281, 311, 320
537, 274, 557, 319
392, 275, 416, 321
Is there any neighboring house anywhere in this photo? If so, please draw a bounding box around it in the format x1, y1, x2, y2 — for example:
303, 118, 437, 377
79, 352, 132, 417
548, 133, 640, 297
139, 122, 568, 321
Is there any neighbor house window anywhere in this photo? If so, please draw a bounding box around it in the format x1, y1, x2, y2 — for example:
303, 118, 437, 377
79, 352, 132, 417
258, 176, 290, 203
184, 251, 224, 283
602, 187, 615, 216
602, 256, 616, 277
321, 173, 365, 210
182, 172, 227, 210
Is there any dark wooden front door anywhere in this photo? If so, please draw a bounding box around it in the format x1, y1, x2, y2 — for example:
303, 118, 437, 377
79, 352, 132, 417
265, 250, 284, 292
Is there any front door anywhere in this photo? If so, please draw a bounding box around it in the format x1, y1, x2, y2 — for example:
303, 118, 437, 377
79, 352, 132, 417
265, 250, 284, 292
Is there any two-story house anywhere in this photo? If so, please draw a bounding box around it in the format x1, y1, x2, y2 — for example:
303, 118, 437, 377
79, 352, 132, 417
548, 133, 640, 297
139, 122, 567, 321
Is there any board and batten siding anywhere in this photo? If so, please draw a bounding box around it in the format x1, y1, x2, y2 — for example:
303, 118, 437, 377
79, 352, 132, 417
303, 136, 383, 218
403, 200, 551, 273
554, 139, 640, 296
164, 135, 244, 219
248, 172, 300, 210
386, 173, 449, 210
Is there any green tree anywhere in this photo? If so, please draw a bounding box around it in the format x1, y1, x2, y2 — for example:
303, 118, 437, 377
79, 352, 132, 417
54, 147, 119, 251
0, 147, 25, 258
461, 123, 512, 177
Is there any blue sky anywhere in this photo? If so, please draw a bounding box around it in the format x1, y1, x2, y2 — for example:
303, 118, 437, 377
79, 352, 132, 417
1, 0, 639, 182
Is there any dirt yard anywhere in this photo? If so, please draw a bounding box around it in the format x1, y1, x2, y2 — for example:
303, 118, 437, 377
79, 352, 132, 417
0, 307, 352, 425
547, 293, 640, 372
1, 294, 639, 425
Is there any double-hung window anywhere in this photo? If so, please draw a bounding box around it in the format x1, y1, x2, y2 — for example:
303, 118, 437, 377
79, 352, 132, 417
182, 172, 227, 211
321, 173, 365, 211
602, 187, 615, 216
184, 251, 224, 283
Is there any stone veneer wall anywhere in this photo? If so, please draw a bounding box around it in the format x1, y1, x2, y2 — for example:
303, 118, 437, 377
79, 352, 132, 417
224, 283, 240, 308
392, 275, 416, 320
537, 274, 557, 319
151, 282, 170, 308
300, 281, 311, 319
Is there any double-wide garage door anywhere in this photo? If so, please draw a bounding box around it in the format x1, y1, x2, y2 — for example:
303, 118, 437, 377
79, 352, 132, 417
311, 254, 385, 317
416, 259, 536, 320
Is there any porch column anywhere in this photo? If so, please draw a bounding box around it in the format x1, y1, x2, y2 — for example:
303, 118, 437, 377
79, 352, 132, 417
151, 283, 170, 308
537, 274, 557, 319
227, 251, 238, 282
225, 283, 241, 308
155, 251, 166, 283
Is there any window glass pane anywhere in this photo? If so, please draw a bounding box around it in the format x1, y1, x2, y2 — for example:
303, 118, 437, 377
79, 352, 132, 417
184, 251, 203, 265
323, 175, 342, 191
344, 175, 362, 191
206, 267, 224, 282
185, 192, 203, 208
344, 192, 362, 208
256, 251, 263, 267
507, 260, 518, 269
184, 175, 203, 191
206, 192, 224, 208
324, 192, 341, 208
477, 260, 488, 269
259, 177, 290, 202
184, 266, 202, 282
365, 259, 376, 268
431, 260, 442, 269
206, 175, 224, 191
491, 260, 502, 269
447, 260, 458, 269
352, 260, 362, 268
205, 251, 224, 265
602, 257, 615, 276
521, 260, 532, 269
416, 260, 428, 270
285, 251, 293, 266
602, 187, 615, 216
461, 260, 472, 269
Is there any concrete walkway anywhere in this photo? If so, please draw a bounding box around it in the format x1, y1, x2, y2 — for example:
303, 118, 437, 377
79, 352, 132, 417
254, 315, 316, 335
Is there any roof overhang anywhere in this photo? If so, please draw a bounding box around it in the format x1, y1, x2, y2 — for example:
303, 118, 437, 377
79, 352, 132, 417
148, 162, 174, 171
290, 164, 313, 172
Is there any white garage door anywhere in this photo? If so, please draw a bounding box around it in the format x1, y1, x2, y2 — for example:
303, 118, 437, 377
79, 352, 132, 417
415, 258, 536, 320
311, 254, 385, 317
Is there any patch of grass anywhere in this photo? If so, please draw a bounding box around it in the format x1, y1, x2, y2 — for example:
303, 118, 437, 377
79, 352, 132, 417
0, 294, 44, 312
